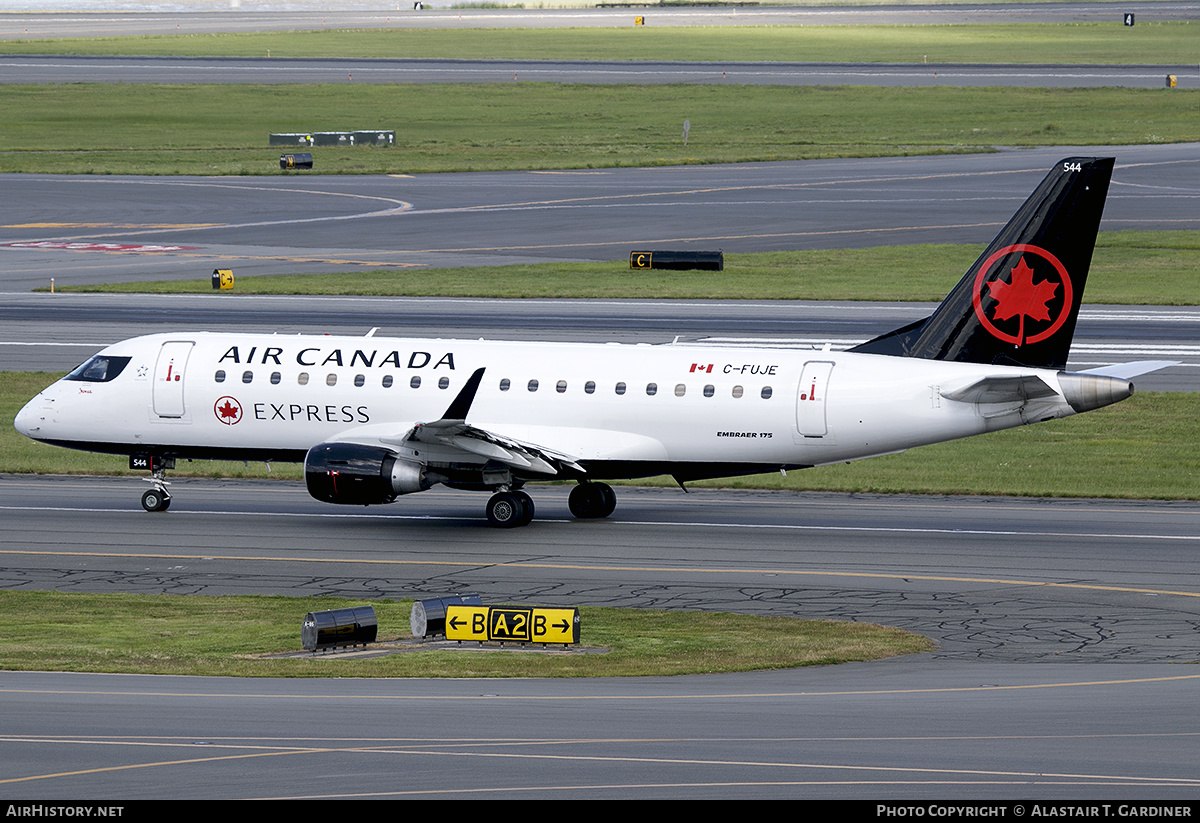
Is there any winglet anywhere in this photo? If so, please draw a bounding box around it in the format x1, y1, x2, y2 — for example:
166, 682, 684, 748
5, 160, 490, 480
439, 367, 486, 422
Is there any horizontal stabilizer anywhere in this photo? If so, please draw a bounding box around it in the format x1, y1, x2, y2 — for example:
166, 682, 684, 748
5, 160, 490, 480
1079, 360, 1179, 380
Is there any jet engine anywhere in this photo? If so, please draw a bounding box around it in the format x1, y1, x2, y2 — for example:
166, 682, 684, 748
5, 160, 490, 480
304, 442, 438, 505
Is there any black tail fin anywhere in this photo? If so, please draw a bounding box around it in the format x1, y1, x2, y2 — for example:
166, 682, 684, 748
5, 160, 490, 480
850, 157, 1114, 369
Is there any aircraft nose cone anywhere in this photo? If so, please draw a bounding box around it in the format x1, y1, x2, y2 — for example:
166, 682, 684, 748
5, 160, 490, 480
14, 396, 45, 438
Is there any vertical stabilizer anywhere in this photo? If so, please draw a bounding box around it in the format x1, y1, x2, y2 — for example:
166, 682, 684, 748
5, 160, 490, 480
851, 157, 1114, 369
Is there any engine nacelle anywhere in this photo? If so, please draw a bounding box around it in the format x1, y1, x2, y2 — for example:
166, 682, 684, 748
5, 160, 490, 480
1057, 371, 1134, 413
304, 442, 436, 505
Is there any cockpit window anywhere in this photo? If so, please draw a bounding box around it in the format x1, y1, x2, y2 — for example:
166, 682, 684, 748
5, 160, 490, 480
63, 355, 131, 383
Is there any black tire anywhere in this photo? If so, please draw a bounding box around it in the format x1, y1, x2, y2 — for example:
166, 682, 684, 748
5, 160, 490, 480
486, 491, 524, 528
568, 484, 597, 518
514, 491, 535, 526
596, 482, 617, 518
141, 489, 168, 512
568, 483, 616, 519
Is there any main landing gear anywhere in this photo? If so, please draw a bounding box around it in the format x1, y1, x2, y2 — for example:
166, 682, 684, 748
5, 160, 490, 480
483, 482, 617, 528
485, 489, 535, 528
568, 482, 616, 520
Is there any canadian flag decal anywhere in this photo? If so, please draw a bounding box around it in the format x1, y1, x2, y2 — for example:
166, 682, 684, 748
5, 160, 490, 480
690, 363, 713, 373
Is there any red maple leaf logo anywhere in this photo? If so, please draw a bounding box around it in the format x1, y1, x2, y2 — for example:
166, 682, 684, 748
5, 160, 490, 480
972, 244, 1073, 347
986, 256, 1059, 346
214, 396, 242, 425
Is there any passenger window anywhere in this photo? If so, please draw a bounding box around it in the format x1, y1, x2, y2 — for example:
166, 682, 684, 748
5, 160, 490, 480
439, 377, 449, 389
556, 380, 567, 393
326, 373, 337, 386
214, 370, 226, 384
703, 384, 714, 397
382, 375, 393, 388
732, 385, 744, 398
410, 376, 421, 389
298, 372, 309, 385
499, 378, 510, 391
761, 386, 773, 399
584, 381, 596, 394
674, 384, 686, 397
270, 372, 281, 385
242, 371, 253, 384
646, 383, 657, 396
615, 382, 626, 396
354, 374, 365, 387
528, 379, 539, 392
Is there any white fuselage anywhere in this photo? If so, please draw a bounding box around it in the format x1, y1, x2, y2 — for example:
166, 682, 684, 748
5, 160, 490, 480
16, 331, 1082, 477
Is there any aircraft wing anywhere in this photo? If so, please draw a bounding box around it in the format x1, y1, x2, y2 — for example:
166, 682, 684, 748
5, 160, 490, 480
378, 366, 585, 477
402, 421, 585, 476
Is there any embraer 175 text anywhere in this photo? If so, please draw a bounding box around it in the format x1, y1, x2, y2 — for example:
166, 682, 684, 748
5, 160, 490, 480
15, 158, 1173, 527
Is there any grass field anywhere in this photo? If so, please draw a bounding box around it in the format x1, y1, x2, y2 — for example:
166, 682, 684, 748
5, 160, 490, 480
3, 21, 1198, 65
58, 232, 1200, 304
0, 83, 1194, 175
0, 591, 932, 677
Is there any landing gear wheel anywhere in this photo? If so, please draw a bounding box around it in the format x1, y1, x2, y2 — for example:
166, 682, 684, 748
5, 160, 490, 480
597, 483, 616, 517
141, 463, 173, 512
141, 489, 170, 512
513, 490, 535, 527
568, 484, 598, 518
486, 491, 529, 528
568, 482, 616, 520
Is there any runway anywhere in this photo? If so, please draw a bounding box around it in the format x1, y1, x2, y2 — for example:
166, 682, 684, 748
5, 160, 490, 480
5, 54, 1196, 88
2, 478, 1199, 797
4, 662, 1198, 799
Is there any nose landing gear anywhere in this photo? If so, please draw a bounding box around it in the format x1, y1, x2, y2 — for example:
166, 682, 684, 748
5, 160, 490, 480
132, 455, 174, 512
141, 486, 171, 512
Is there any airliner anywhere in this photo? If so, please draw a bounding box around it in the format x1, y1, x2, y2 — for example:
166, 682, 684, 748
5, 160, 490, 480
14, 157, 1170, 527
